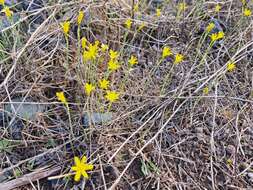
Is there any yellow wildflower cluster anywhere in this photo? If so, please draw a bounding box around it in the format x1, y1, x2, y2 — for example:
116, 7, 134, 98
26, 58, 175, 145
108, 50, 120, 71
84, 80, 119, 103
210, 31, 224, 43
1, 0, 13, 19
61, 10, 85, 37
162, 46, 184, 64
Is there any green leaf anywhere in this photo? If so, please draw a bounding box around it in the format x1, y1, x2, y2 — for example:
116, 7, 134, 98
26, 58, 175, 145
141, 160, 150, 176
0, 139, 11, 152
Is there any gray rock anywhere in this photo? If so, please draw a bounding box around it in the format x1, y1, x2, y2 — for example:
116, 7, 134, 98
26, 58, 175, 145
9, 119, 24, 140
0, 170, 11, 183
5, 97, 46, 120
82, 112, 113, 127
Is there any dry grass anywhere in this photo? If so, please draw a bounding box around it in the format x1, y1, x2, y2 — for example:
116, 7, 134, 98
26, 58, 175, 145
0, 0, 253, 189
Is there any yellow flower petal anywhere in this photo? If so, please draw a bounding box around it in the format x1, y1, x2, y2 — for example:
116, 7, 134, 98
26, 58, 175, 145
0, 0, 5, 5
84, 164, 94, 171
74, 156, 81, 166
71, 166, 78, 171
81, 170, 89, 178
74, 171, 82, 182
81, 156, 87, 163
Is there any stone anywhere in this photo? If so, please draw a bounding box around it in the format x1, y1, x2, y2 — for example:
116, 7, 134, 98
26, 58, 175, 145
82, 112, 113, 127
5, 97, 46, 121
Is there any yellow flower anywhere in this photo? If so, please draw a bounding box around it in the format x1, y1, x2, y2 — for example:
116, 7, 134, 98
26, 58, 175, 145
0, 0, 4, 5
95, 40, 100, 47
174, 53, 184, 64
99, 79, 110, 90
101, 44, 109, 52
128, 55, 138, 66
227, 61, 236, 72
217, 31, 224, 39
215, 4, 221, 12
243, 8, 251, 17
2, 7, 13, 18
84, 83, 95, 96
210, 31, 224, 42
108, 59, 120, 71
125, 18, 132, 29
56, 92, 67, 105
81, 37, 87, 49
83, 43, 98, 61
109, 50, 119, 60
241, 0, 246, 5
206, 23, 215, 33
61, 21, 70, 36
134, 3, 139, 12
226, 159, 233, 166
77, 11, 84, 25
71, 156, 94, 182
156, 8, 161, 17
178, 2, 187, 12
162, 46, 172, 59
138, 22, 146, 31
203, 87, 209, 95
105, 91, 119, 103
